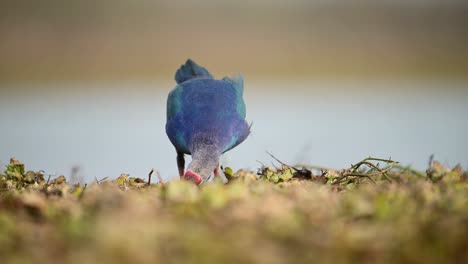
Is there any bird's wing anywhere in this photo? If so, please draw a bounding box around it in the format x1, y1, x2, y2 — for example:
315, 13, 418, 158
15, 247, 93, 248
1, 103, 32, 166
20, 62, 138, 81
175, 59, 213, 84
222, 74, 246, 119
221, 74, 250, 152
166, 84, 191, 153
222, 119, 250, 153
166, 84, 184, 121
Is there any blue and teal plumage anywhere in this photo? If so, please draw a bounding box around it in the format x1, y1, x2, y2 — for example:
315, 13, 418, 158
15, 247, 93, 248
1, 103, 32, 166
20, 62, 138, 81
166, 59, 250, 157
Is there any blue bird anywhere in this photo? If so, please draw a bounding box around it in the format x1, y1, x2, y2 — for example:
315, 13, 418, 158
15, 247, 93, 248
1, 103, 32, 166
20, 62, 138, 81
166, 59, 250, 184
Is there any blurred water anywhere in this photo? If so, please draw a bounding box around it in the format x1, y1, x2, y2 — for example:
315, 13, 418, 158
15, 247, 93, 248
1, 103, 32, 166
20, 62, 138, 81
0, 80, 467, 182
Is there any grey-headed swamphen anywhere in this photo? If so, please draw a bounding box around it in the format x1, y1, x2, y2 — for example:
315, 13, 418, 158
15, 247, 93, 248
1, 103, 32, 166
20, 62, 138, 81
166, 59, 250, 185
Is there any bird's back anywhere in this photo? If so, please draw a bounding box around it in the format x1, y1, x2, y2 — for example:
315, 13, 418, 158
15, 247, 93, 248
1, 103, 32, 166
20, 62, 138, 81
178, 78, 239, 129
166, 60, 249, 155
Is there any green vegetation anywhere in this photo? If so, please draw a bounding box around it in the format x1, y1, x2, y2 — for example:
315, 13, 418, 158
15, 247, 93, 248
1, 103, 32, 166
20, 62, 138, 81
1, 157, 468, 264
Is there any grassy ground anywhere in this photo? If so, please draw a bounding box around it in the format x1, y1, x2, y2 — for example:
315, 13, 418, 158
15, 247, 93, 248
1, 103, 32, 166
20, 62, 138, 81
1, 157, 468, 264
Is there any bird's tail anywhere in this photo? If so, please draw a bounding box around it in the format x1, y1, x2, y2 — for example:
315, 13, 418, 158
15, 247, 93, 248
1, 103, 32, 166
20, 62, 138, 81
175, 59, 213, 84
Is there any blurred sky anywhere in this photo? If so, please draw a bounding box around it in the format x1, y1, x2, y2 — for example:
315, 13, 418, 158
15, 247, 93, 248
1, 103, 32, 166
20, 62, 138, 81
0, 0, 467, 181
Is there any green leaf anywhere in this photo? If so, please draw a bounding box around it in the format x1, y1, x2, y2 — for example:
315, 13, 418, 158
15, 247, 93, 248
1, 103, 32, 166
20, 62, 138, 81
224, 167, 234, 178
71, 184, 85, 197
269, 173, 280, 183
5, 158, 25, 181
128, 177, 146, 188
115, 174, 129, 186
279, 168, 294, 181
5, 171, 22, 181
266, 168, 274, 179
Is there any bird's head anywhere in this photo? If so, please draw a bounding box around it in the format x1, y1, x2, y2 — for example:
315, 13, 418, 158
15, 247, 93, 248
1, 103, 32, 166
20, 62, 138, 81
183, 160, 218, 185
183, 145, 221, 185
183, 170, 203, 185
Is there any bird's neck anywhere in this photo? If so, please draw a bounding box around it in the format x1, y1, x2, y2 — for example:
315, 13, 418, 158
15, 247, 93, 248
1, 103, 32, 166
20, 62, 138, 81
187, 137, 222, 181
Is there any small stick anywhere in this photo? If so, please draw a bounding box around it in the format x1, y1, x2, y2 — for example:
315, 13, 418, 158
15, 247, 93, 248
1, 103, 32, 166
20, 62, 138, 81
43, 175, 52, 194
393, 164, 425, 178
362, 157, 398, 164
96, 177, 108, 184
270, 162, 280, 170
148, 168, 154, 186
267, 151, 292, 168
351, 161, 393, 182
428, 154, 434, 169
256, 160, 266, 167
266, 151, 305, 172
266, 151, 313, 179
426, 154, 435, 180
333, 173, 377, 185
156, 171, 164, 184
79, 184, 87, 200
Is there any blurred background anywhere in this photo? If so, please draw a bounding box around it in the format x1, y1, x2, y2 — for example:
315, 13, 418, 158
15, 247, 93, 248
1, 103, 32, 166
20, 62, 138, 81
1, 0, 467, 182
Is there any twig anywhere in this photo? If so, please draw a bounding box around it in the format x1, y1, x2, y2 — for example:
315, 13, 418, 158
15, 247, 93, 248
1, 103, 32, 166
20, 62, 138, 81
266, 151, 313, 178
351, 161, 394, 182
96, 177, 108, 185
79, 184, 87, 200
428, 154, 434, 169
43, 175, 52, 193
270, 162, 280, 170
267, 151, 292, 168
332, 156, 399, 185
393, 164, 426, 178
426, 154, 435, 180
157, 171, 164, 184
148, 168, 154, 186
256, 160, 266, 168
362, 157, 397, 164
333, 173, 377, 185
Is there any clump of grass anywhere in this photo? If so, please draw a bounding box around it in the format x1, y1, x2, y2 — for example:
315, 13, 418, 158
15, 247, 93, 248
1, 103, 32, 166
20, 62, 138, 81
1, 157, 467, 264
